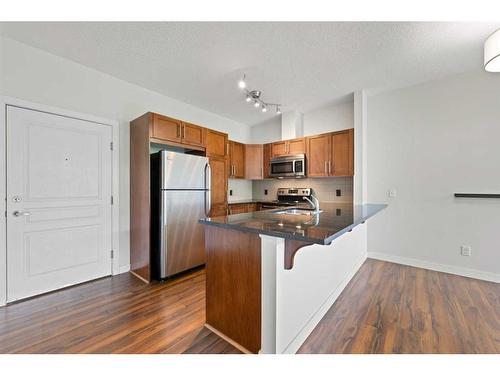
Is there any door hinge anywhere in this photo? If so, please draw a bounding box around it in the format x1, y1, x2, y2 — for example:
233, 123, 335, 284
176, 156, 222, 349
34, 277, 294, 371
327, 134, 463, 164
110, 142, 114, 151
111, 250, 114, 259
111, 195, 114, 205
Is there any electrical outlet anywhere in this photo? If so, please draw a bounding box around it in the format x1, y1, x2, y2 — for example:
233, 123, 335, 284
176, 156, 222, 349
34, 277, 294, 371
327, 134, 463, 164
388, 189, 397, 198
461, 245, 472, 257
336, 189, 341, 197
229, 190, 233, 196
264, 189, 268, 195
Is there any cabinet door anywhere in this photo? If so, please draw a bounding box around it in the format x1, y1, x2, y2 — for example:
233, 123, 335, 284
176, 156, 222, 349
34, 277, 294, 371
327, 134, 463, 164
209, 156, 228, 209
244, 144, 263, 180
182, 122, 206, 147
246, 203, 259, 212
206, 129, 228, 158
152, 114, 182, 143
210, 204, 228, 217
229, 204, 247, 215
263, 144, 271, 178
288, 138, 306, 155
331, 129, 354, 176
306, 134, 330, 177
271, 141, 287, 157
229, 141, 245, 179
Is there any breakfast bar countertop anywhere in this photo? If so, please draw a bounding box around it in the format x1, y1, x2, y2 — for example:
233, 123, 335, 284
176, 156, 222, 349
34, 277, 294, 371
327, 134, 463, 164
199, 202, 387, 245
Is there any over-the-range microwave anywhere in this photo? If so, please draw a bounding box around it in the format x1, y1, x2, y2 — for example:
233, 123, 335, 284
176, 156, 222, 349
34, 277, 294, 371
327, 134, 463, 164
269, 154, 306, 178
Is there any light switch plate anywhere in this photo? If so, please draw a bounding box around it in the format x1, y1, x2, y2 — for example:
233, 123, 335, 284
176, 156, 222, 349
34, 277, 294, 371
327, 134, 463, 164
388, 189, 397, 198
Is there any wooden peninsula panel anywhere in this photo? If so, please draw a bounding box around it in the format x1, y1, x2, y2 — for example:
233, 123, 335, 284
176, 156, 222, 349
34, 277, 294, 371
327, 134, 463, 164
204, 226, 262, 353
130, 113, 152, 282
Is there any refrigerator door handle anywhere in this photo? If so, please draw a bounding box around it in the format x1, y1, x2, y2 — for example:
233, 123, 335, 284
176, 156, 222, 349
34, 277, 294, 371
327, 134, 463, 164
205, 163, 211, 216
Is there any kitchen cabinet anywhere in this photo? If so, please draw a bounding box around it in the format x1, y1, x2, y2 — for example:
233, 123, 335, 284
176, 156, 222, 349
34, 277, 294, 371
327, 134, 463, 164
245, 144, 263, 179
228, 202, 261, 214
206, 129, 228, 158
270, 138, 306, 157
150, 113, 206, 149
306, 134, 331, 177
247, 203, 260, 212
209, 156, 228, 216
181, 121, 206, 147
228, 203, 247, 215
228, 141, 245, 179
151, 113, 182, 143
305, 129, 354, 177
331, 130, 354, 176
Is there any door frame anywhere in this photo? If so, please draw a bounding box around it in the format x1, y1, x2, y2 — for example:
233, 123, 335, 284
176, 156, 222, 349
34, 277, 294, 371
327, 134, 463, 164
0, 96, 121, 306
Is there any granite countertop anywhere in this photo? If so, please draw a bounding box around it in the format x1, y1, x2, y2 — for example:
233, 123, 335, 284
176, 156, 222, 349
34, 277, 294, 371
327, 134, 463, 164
199, 202, 387, 245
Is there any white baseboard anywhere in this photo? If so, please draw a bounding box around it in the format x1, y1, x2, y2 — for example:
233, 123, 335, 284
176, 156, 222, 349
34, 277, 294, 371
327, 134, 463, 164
368, 252, 500, 283
282, 253, 368, 354
118, 264, 131, 274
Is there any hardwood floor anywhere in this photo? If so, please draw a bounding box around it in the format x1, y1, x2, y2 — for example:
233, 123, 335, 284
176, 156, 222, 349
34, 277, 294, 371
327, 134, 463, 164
0, 268, 240, 354
0, 259, 498, 354
299, 258, 500, 354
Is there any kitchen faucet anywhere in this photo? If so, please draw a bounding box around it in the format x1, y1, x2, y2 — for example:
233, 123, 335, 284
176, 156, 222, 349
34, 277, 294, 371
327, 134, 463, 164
303, 193, 320, 213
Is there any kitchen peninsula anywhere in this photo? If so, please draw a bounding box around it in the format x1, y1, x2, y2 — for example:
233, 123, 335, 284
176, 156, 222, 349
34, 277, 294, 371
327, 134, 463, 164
199, 202, 386, 354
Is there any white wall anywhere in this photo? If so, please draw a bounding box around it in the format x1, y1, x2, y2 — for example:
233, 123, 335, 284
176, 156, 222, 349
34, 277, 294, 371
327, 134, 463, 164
367, 70, 500, 278
303, 100, 354, 136
250, 117, 282, 143
0, 36, 251, 269
250, 100, 354, 144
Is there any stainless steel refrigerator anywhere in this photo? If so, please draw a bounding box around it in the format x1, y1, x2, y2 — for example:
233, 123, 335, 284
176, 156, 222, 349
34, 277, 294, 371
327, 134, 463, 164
150, 150, 210, 279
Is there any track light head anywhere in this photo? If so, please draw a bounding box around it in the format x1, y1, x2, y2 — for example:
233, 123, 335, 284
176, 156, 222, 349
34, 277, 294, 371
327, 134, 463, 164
238, 74, 246, 89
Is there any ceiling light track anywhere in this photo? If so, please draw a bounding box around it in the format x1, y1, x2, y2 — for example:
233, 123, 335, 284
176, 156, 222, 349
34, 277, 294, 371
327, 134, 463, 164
238, 75, 282, 115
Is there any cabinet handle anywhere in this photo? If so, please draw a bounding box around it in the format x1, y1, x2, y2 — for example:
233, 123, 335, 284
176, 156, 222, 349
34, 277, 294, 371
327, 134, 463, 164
328, 161, 331, 174
177, 124, 181, 138
330, 161, 334, 174
324, 161, 328, 174
183, 125, 186, 139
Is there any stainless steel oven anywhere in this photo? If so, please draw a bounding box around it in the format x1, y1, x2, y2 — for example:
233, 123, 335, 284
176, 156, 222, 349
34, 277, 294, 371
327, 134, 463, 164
269, 154, 306, 178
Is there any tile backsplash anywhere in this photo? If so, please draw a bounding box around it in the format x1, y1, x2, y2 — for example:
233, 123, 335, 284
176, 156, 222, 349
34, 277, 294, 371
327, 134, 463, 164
252, 177, 353, 203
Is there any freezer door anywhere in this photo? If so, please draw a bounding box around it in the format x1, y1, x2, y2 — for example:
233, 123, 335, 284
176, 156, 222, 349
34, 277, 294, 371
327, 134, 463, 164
160, 151, 209, 190
159, 190, 206, 277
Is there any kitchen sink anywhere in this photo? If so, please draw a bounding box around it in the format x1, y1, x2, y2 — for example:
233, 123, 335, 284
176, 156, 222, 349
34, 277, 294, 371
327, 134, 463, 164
274, 208, 323, 216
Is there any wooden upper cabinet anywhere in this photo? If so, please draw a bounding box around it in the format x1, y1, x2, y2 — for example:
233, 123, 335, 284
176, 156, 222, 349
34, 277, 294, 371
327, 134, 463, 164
228, 141, 245, 179
288, 138, 306, 155
208, 156, 228, 214
306, 134, 331, 177
151, 114, 182, 143
182, 121, 206, 147
244, 144, 263, 180
331, 129, 354, 176
206, 129, 228, 158
150, 113, 206, 149
270, 138, 306, 158
263, 143, 271, 178
271, 141, 288, 157
305, 129, 354, 177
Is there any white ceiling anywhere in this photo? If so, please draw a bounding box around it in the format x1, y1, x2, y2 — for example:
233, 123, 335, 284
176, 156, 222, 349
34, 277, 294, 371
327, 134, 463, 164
0, 22, 497, 126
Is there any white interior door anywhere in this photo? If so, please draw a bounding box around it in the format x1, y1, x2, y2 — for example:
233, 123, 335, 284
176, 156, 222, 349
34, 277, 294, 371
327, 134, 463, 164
6, 106, 113, 302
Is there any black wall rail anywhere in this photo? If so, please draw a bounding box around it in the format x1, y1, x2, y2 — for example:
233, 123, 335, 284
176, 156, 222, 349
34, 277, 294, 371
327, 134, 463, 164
454, 193, 500, 198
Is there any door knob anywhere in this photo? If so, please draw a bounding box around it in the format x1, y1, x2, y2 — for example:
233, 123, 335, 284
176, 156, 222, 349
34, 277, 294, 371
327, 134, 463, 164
13, 210, 31, 217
